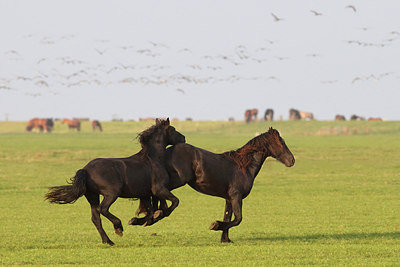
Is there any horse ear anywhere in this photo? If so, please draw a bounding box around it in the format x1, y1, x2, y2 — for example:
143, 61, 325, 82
166, 117, 170, 125
155, 118, 161, 125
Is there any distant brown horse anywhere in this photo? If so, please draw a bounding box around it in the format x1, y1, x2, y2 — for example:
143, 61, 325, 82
26, 118, 54, 132
368, 117, 382, 121
62, 119, 81, 131
299, 111, 314, 120
92, 120, 102, 132
335, 115, 346, 121
244, 109, 258, 123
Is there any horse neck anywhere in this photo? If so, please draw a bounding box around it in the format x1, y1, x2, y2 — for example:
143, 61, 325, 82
229, 133, 272, 179
141, 136, 167, 160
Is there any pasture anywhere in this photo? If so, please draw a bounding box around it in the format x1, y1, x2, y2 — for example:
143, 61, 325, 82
0, 120, 399, 265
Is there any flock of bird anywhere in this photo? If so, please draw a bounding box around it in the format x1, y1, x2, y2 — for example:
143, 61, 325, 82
0, 4, 399, 99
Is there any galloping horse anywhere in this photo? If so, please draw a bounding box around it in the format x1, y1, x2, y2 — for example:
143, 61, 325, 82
62, 119, 81, 131
92, 120, 102, 132
130, 127, 295, 243
26, 118, 54, 132
264, 109, 274, 121
45, 118, 185, 245
244, 109, 258, 123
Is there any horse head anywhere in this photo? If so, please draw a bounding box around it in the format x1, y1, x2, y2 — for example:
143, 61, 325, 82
266, 127, 295, 167
156, 118, 185, 146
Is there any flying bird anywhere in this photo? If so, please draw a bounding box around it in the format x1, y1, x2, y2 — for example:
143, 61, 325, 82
310, 10, 322, 16
345, 5, 357, 12
271, 13, 284, 22
94, 48, 107, 55
176, 88, 185, 94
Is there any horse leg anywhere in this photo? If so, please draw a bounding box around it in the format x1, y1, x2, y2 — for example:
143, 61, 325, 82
146, 188, 179, 226
99, 195, 123, 237
85, 191, 114, 245
128, 198, 154, 226
209, 195, 243, 243
220, 199, 233, 243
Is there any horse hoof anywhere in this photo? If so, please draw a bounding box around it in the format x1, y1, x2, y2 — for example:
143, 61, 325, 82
115, 228, 123, 237
221, 238, 233, 243
128, 218, 138, 225
153, 209, 163, 219
103, 240, 115, 246
209, 221, 219, 231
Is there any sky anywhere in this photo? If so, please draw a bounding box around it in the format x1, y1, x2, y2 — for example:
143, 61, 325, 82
0, 0, 399, 121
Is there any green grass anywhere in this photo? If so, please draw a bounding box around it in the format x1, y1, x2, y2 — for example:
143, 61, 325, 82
0, 120, 399, 265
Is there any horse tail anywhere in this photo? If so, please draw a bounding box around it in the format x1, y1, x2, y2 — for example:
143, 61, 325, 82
45, 169, 88, 204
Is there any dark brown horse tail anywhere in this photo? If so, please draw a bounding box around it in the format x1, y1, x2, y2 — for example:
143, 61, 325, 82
45, 169, 88, 204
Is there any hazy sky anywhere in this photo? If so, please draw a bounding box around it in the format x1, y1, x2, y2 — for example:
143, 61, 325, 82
1, 0, 399, 121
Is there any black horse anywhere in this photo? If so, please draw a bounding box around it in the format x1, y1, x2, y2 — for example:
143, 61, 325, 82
131, 127, 295, 242
45, 118, 185, 245
264, 109, 274, 121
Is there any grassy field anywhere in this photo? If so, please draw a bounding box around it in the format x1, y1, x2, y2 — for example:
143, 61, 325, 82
0, 120, 399, 265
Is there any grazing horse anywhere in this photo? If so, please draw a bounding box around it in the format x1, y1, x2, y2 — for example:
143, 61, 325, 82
131, 127, 295, 243
368, 117, 382, 121
92, 120, 102, 132
335, 115, 346, 121
62, 119, 81, 131
244, 109, 258, 123
350, 115, 365, 121
45, 118, 185, 245
264, 109, 274, 121
289, 109, 301, 120
299, 111, 314, 120
26, 118, 54, 132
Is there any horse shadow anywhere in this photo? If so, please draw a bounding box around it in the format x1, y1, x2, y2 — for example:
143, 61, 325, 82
242, 231, 400, 242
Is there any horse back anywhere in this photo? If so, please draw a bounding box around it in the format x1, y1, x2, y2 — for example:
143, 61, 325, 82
166, 143, 236, 198
84, 156, 152, 198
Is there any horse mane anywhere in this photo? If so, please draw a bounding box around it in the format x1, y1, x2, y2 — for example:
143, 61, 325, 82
224, 128, 281, 173
137, 118, 169, 147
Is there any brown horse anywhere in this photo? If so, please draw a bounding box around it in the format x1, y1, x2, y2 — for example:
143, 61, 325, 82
335, 115, 346, 121
244, 109, 258, 123
62, 119, 81, 131
92, 120, 102, 132
131, 127, 295, 243
368, 117, 382, 121
26, 118, 54, 132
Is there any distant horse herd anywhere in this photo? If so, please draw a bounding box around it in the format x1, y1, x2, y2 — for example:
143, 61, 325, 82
245, 108, 382, 123
26, 118, 102, 133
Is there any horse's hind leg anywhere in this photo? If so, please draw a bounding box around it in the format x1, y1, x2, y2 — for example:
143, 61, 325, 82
99, 195, 123, 237
85, 191, 114, 245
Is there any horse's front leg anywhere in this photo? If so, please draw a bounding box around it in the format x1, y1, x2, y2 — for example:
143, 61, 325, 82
128, 197, 154, 226
209, 194, 242, 242
220, 199, 233, 242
